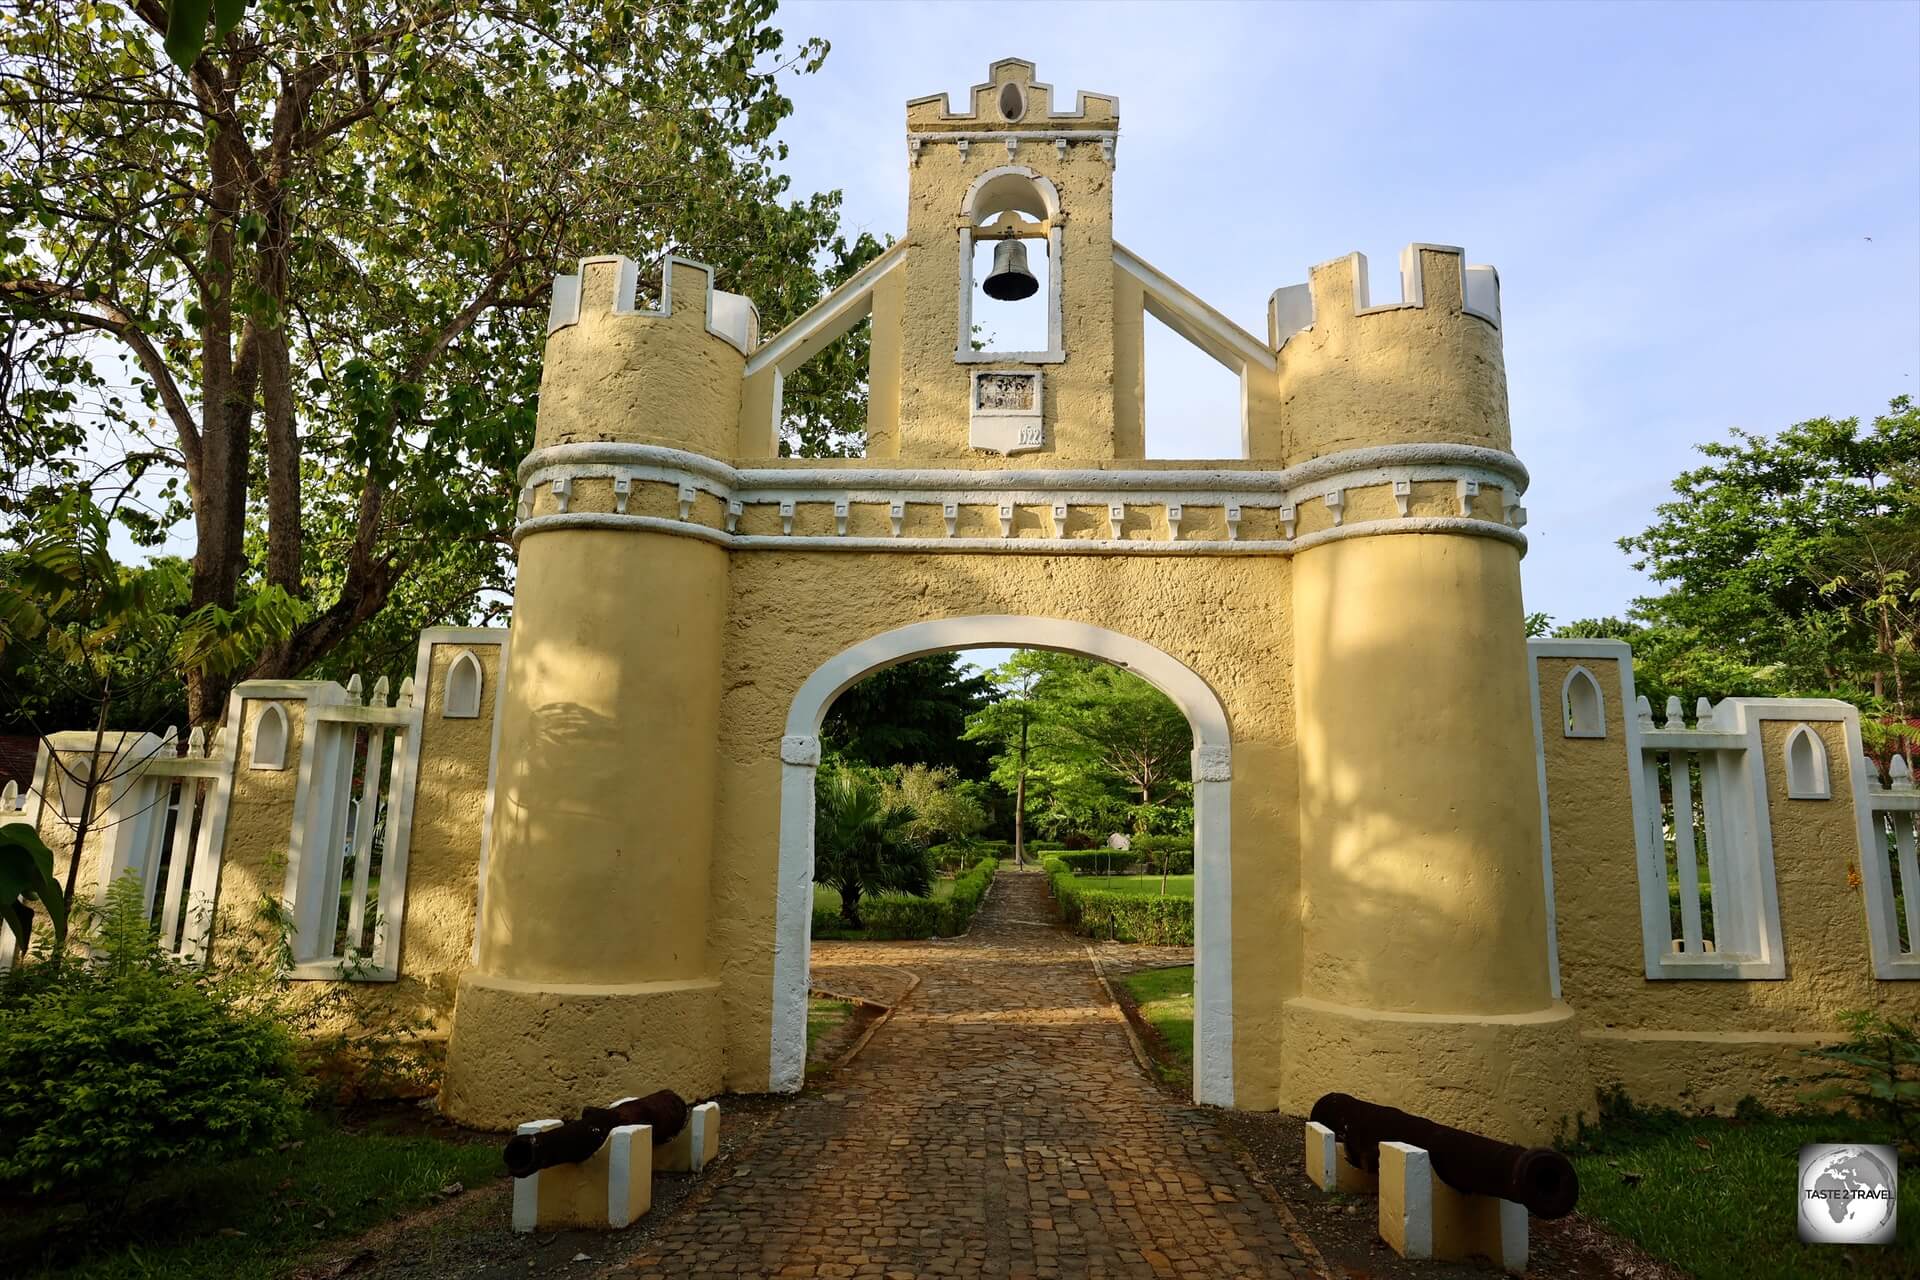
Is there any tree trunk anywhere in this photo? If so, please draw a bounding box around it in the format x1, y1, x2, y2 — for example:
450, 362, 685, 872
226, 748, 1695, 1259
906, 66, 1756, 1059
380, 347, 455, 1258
840, 883, 862, 930
1013, 710, 1028, 868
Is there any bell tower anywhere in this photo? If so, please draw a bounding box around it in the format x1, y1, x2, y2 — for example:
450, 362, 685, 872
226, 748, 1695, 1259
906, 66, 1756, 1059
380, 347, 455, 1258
886, 58, 1121, 461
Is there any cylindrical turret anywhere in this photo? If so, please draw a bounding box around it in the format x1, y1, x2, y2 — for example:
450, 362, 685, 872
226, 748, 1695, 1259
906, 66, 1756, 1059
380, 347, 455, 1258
1275, 246, 1589, 1142
442, 255, 748, 1129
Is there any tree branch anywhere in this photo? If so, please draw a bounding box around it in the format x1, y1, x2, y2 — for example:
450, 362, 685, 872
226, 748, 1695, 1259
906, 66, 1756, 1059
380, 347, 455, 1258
0, 278, 203, 490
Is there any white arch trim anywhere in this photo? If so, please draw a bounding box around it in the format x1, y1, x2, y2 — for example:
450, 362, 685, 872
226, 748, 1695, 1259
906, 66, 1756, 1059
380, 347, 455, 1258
769, 616, 1235, 1107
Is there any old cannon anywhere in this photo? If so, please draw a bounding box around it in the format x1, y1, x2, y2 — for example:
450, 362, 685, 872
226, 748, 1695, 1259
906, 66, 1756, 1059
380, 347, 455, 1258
503, 1089, 690, 1178
1309, 1092, 1579, 1219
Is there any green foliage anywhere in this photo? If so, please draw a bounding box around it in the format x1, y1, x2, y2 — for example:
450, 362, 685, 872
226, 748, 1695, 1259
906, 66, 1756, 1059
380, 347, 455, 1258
0, 494, 301, 736
823, 655, 996, 775
1596, 396, 1920, 749
856, 893, 947, 939
0, 824, 68, 954
0, 877, 306, 1197
1053, 850, 1139, 876
1042, 858, 1196, 945
1801, 1010, 1920, 1153
881, 763, 989, 848
811, 855, 995, 940
965, 651, 1195, 844
2, 1, 872, 717
813, 764, 929, 928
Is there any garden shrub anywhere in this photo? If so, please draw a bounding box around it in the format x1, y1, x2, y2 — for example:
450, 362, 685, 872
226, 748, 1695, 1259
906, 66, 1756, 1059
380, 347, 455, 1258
1063, 832, 1097, 850
844, 857, 1000, 940
939, 856, 998, 933
860, 893, 946, 939
0, 877, 307, 1197
1055, 850, 1140, 876
1042, 857, 1195, 945
1146, 849, 1195, 875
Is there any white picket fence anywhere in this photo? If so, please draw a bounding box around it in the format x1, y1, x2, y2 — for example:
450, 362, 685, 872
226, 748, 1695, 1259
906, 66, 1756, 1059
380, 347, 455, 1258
1626, 695, 1788, 979
0, 726, 237, 968
279, 674, 424, 980
1861, 753, 1920, 978
95, 726, 238, 962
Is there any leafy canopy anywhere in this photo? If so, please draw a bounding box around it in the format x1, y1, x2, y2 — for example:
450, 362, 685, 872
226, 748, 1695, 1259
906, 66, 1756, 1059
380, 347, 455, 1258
1555, 396, 1918, 750
2, 0, 877, 721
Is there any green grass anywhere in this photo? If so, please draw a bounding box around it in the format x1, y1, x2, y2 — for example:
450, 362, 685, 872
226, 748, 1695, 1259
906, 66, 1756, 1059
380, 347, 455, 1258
1, 1111, 503, 1279
1570, 1103, 1917, 1279
807, 995, 853, 1055
1117, 965, 1194, 1082
1079, 874, 1193, 898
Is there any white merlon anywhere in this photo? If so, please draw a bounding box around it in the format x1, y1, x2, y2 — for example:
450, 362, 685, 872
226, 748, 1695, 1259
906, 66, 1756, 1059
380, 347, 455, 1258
546, 254, 760, 355
1269, 243, 1503, 350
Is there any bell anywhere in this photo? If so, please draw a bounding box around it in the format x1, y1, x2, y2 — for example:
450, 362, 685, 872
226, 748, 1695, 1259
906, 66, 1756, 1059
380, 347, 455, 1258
983, 237, 1039, 301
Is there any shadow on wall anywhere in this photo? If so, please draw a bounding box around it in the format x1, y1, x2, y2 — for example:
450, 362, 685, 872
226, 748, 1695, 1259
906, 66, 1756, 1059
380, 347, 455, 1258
485, 699, 624, 965
1295, 533, 1551, 1020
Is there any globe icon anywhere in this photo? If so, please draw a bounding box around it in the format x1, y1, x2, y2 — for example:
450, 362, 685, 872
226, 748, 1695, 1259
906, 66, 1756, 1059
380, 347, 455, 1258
1799, 1145, 1898, 1244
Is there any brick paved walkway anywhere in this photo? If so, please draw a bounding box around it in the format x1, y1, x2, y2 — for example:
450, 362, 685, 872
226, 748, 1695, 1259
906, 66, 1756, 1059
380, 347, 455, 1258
622, 871, 1322, 1279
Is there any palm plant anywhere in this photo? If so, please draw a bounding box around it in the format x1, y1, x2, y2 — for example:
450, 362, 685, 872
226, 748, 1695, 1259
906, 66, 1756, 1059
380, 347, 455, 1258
814, 765, 929, 929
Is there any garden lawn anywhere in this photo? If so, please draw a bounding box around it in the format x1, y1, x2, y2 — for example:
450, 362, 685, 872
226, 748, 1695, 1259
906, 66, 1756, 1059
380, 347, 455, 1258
1117, 966, 1194, 1086
807, 995, 853, 1054
1569, 1105, 1917, 1279
1, 1110, 503, 1280
1077, 874, 1193, 898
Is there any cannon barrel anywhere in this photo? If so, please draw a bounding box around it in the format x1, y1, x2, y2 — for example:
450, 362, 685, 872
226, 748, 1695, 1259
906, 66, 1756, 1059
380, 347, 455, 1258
502, 1089, 691, 1178
1308, 1093, 1579, 1219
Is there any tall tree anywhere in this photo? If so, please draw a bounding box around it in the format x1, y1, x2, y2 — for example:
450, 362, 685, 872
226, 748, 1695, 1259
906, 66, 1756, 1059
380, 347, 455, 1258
966, 651, 1193, 854
1, 0, 875, 721
1569, 396, 1918, 747
822, 654, 995, 776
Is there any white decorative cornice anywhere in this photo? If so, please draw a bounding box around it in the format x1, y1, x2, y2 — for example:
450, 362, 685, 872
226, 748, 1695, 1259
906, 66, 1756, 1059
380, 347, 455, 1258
510, 442, 1532, 559
516, 440, 1529, 493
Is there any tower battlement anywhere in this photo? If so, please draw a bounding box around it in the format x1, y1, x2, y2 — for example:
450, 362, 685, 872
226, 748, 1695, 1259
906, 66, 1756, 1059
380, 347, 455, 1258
1268, 243, 1500, 347
535, 255, 756, 457
905, 57, 1118, 133
1269, 244, 1511, 464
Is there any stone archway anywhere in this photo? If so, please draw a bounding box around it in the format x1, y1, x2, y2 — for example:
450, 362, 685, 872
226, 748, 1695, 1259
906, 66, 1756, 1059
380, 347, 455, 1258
769, 616, 1236, 1105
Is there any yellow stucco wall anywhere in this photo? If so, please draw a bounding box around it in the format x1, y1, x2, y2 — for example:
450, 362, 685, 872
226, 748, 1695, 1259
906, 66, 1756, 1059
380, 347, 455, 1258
389, 641, 504, 1029
709, 550, 1298, 1105
534, 258, 745, 457
1275, 247, 1509, 467
1538, 654, 1919, 1111
211, 697, 307, 956
441, 530, 729, 1124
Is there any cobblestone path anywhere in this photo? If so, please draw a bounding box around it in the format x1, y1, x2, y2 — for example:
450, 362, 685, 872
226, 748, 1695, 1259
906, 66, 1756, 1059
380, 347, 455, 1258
622, 871, 1323, 1279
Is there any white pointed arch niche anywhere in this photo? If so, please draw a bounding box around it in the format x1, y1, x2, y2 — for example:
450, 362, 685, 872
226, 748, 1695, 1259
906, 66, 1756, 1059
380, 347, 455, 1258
444, 649, 484, 719
1561, 665, 1606, 738
250, 701, 290, 770
1783, 723, 1831, 799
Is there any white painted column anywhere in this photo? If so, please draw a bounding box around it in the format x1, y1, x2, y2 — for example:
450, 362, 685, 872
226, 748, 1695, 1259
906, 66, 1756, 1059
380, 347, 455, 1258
1192, 744, 1235, 1107
768, 734, 821, 1092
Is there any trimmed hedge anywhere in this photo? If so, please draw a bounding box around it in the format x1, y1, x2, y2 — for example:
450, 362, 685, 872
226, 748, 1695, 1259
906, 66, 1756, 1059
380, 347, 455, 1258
1042, 857, 1195, 945
820, 856, 999, 940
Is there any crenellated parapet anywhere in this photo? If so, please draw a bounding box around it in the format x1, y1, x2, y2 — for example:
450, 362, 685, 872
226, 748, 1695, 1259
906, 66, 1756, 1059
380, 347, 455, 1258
1269, 244, 1508, 467
535, 255, 758, 459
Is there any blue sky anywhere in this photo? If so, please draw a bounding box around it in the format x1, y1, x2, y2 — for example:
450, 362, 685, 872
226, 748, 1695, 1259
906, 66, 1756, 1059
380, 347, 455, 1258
770, 0, 1920, 628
